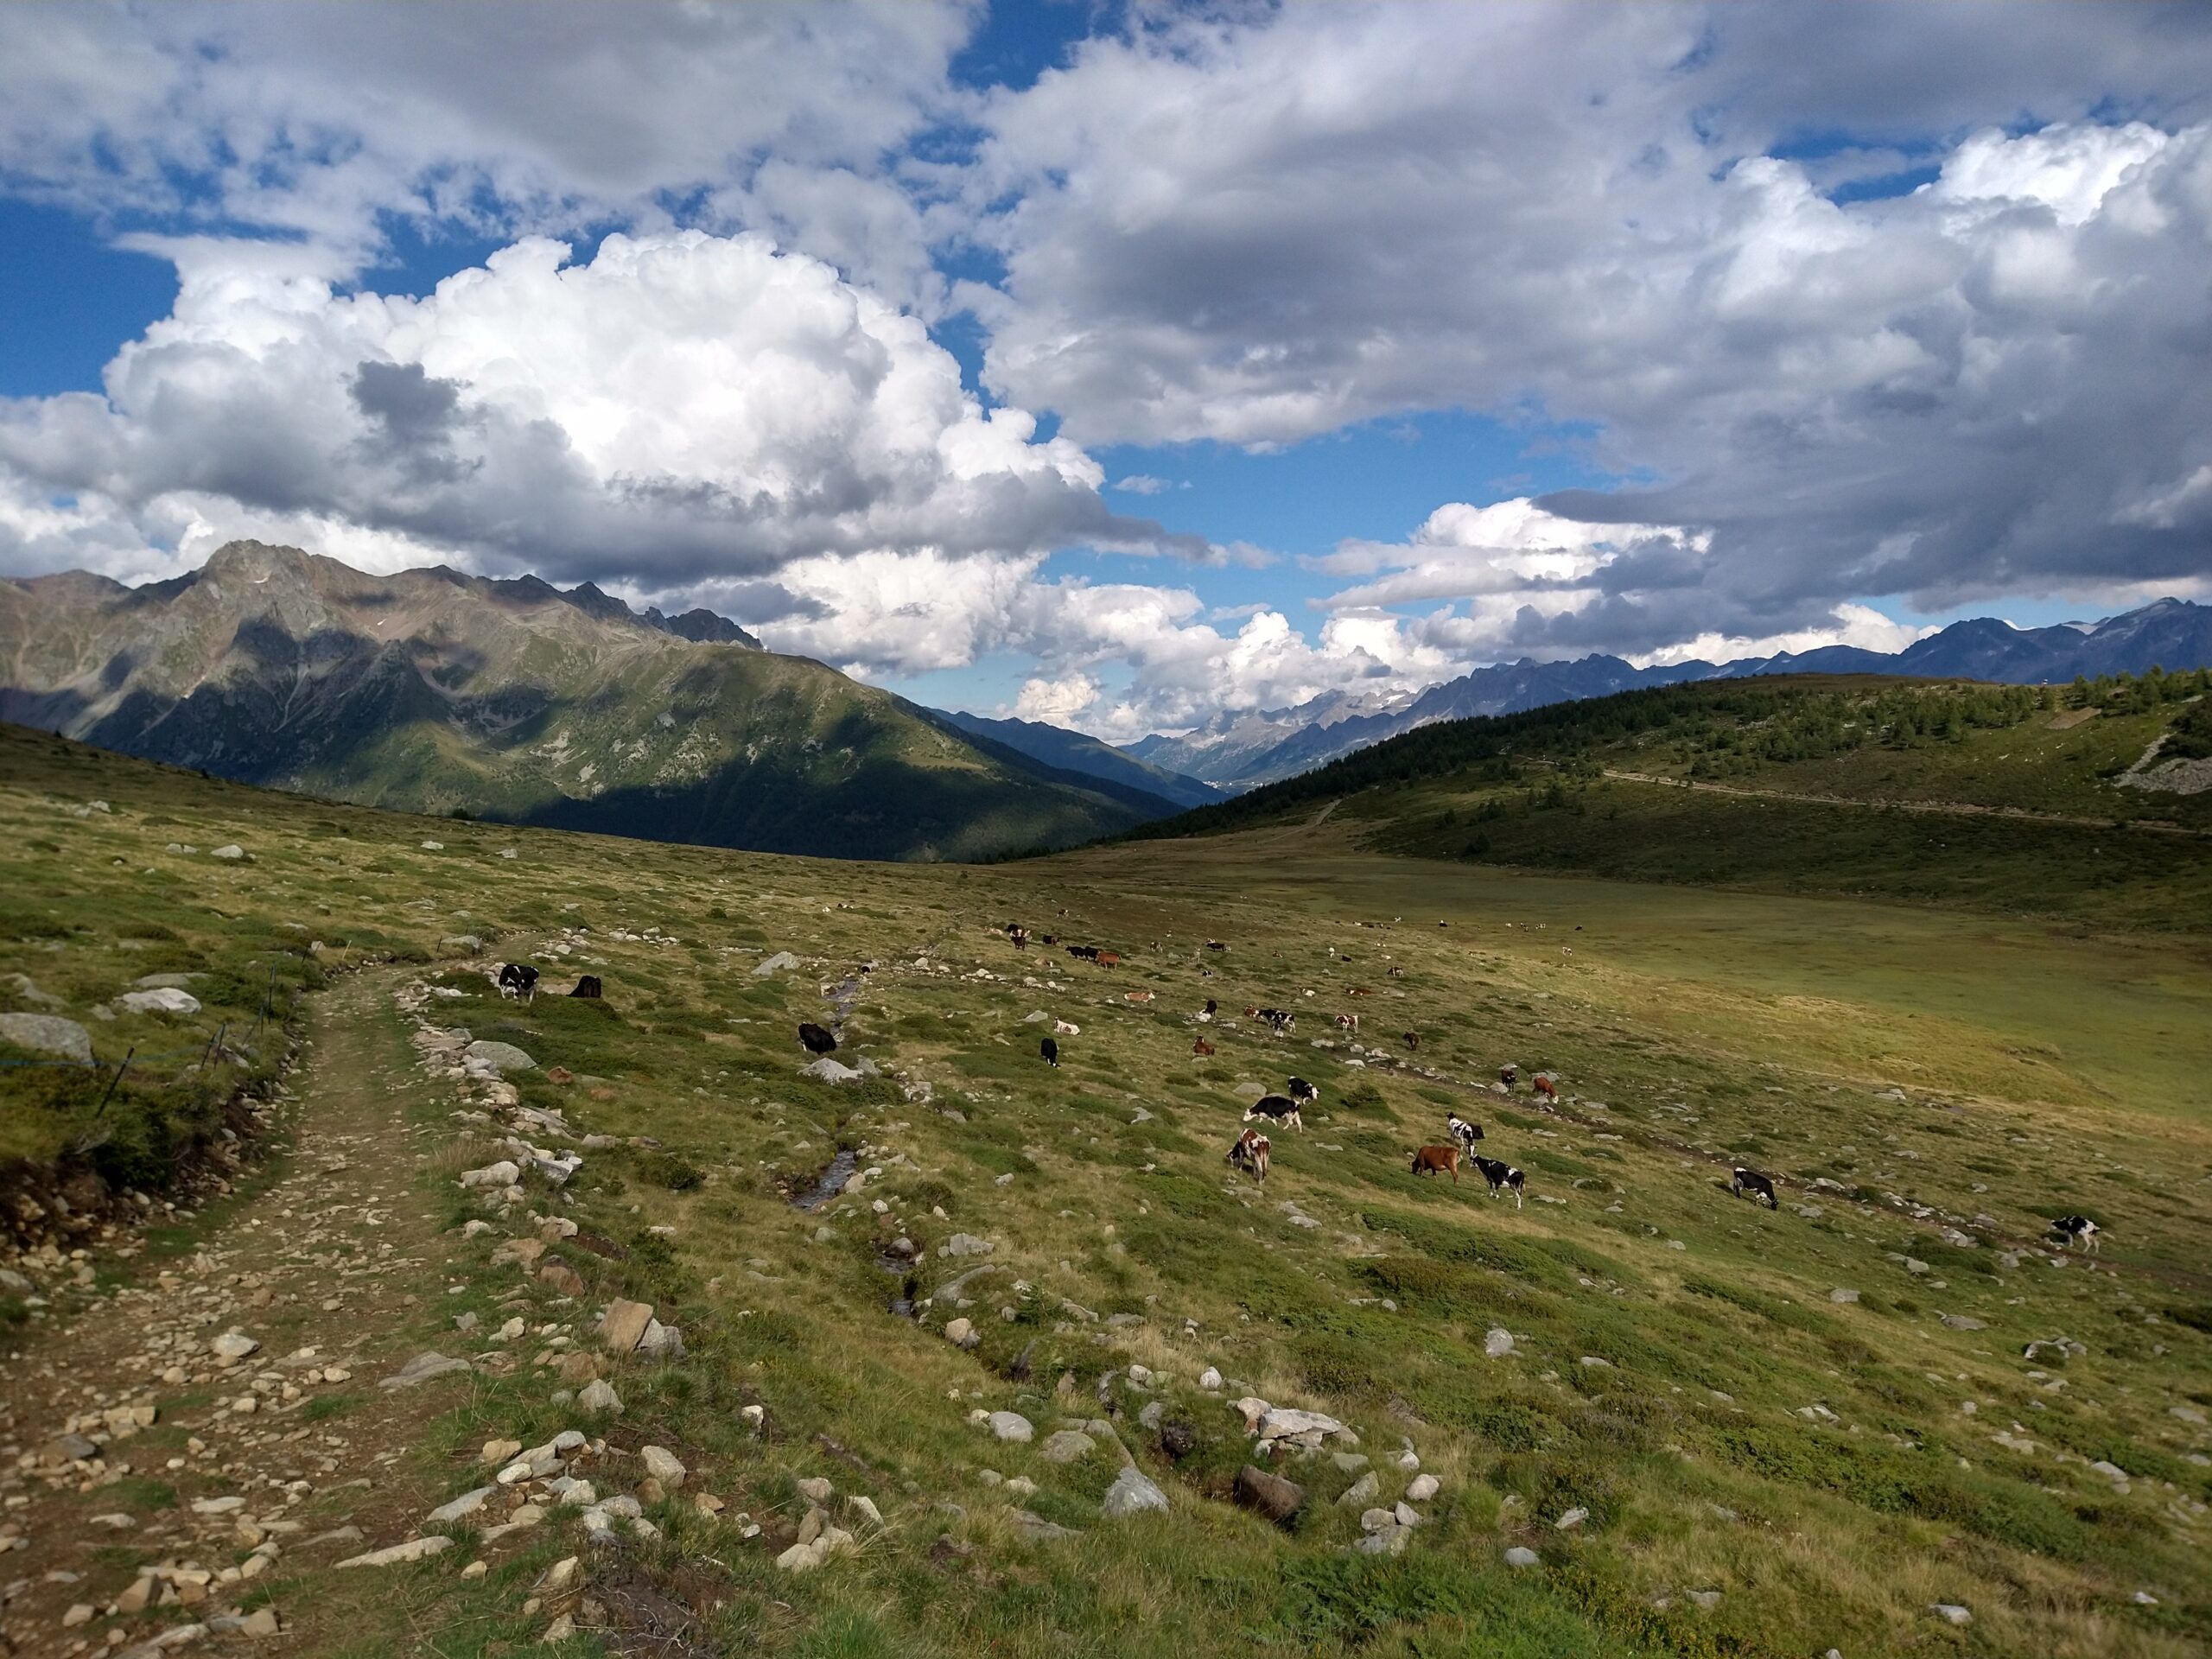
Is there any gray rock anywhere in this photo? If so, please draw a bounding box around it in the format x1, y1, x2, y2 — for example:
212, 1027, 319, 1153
1939, 1313, 1986, 1332
753, 951, 801, 976
641, 1446, 687, 1488
942, 1233, 995, 1258
1687, 1590, 1722, 1610
800, 1056, 865, 1084
1039, 1430, 1096, 1464
1235, 1464, 1305, 1525
1336, 1471, 1380, 1507
0, 1013, 94, 1063
210, 844, 246, 860
1353, 1522, 1411, 1555
379, 1352, 471, 1390
1, 972, 61, 1007
1407, 1473, 1440, 1502
1009, 1509, 1079, 1541
463, 1039, 537, 1074
210, 1331, 260, 1360
1100, 1465, 1170, 1516
335, 1536, 453, 1568
1929, 1604, 1972, 1626
48, 1432, 99, 1463
579, 1378, 623, 1414
1504, 1546, 1541, 1568
988, 1412, 1034, 1443
1829, 1287, 1860, 1304
426, 1486, 496, 1524
1484, 1327, 1514, 1357
118, 987, 201, 1015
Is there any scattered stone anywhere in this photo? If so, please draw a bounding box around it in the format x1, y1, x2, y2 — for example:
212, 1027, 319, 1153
381, 1352, 471, 1389
1408, 1473, 1440, 1502
641, 1446, 687, 1488
942, 1233, 994, 1258
1504, 1546, 1541, 1568
428, 1486, 496, 1525
464, 1039, 537, 1074
1198, 1367, 1224, 1390
0, 1012, 93, 1062
944, 1317, 979, 1350
1234, 1465, 1305, 1526
1929, 1604, 1972, 1626
119, 988, 202, 1016
1688, 1590, 1722, 1611
1101, 1465, 1171, 1516
987, 1412, 1034, 1443
1484, 1327, 1515, 1357
211, 1331, 261, 1361
1829, 1287, 1860, 1304
753, 951, 800, 976
1939, 1313, 1986, 1332
335, 1536, 455, 1568
579, 1379, 623, 1414
1336, 1471, 1380, 1507
1556, 1506, 1589, 1530
1039, 1430, 1096, 1464
598, 1297, 654, 1353
210, 843, 245, 859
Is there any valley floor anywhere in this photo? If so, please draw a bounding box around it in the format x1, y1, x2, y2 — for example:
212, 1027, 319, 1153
2, 744, 2209, 1659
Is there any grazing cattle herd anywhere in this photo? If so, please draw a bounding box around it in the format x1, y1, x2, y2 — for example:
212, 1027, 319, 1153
501, 921, 2113, 1277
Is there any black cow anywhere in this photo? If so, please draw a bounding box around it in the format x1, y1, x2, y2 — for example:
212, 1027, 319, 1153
1041, 1036, 1059, 1067
497, 963, 539, 1002
798, 1021, 838, 1056
1472, 1154, 1524, 1208
569, 974, 603, 998
1205, 940, 1229, 951
1730, 1166, 1779, 1209
2049, 1215, 2101, 1252
1499, 1065, 1518, 1090
1286, 1077, 1319, 1107
1244, 1094, 1304, 1132
1446, 1114, 1484, 1151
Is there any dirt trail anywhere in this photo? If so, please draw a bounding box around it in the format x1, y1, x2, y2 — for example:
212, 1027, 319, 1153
1598, 766, 2212, 836
0, 968, 466, 1658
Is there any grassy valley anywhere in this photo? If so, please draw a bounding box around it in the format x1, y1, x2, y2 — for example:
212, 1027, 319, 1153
0, 721, 2208, 1657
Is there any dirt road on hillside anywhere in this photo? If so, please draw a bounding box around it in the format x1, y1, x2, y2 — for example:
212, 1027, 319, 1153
1597, 767, 2211, 836
0, 969, 466, 1659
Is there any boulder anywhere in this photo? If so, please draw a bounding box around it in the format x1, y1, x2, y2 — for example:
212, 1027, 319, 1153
1503, 1546, 1541, 1568
335, 1536, 454, 1568
986, 1411, 1034, 1443
1407, 1473, 1440, 1502
579, 1379, 623, 1414
753, 952, 800, 976
0, 1012, 93, 1063
1039, 1430, 1096, 1464
599, 1298, 654, 1353
118, 988, 200, 1016
1234, 1465, 1305, 1527
210, 844, 246, 860
1484, 1327, 1515, 1357
463, 1040, 537, 1075
1101, 1466, 1170, 1516
379, 1352, 471, 1390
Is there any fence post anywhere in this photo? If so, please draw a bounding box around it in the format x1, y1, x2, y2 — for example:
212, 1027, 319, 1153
94, 1046, 136, 1120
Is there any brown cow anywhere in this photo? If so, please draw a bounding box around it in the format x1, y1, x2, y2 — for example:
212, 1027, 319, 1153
1403, 1031, 1421, 1050
1193, 1036, 1216, 1057
1096, 951, 1122, 968
1534, 1075, 1559, 1103
1410, 1145, 1459, 1182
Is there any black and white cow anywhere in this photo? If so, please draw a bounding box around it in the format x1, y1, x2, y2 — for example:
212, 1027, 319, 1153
1472, 1154, 1525, 1208
1730, 1166, 1779, 1209
2049, 1215, 2101, 1253
497, 963, 539, 1002
1446, 1114, 1484, 1152
1286, 1076, 1320, 1108
798, 1021, 838, 1056
1244, 1094, 1304, 1132
1498, 1064, 1518, 1090
1041, 1036, 1059, 1067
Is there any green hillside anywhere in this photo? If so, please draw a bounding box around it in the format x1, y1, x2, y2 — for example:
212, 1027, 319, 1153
1, 723, 2207, 1658
1125, 673, 2212, 928
0, 543, 1169, 861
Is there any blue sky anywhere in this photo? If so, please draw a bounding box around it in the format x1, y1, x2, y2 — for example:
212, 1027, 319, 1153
0, 2, 2205, 739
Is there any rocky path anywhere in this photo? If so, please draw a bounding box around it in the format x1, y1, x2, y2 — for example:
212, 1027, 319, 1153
0, 967, 466, 1658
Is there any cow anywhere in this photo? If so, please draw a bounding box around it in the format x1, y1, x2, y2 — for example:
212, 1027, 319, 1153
1244, 1094, 1304, 1132
1411, 1145, 1459, 1182
1350, 988, 1372, 998
1126, 990, 1154, 1003
1193, 1036, 1216, 1058
1403, 1031, 1421, 1051
1096, 951, 1122, 969
1054, 1019, 1081, 1036
1067, 944, 1099, 962
1007, 924, 1029, 950
1041, 1036, 1059, 1067
1499, 1065, 1518, 1090
798, 1021, 838, 1056
1227, 1128, 1270, 1184
1206, 940, 1229, 952
1198, 998, 1217, 1023
497, 963, 539, 1002
2049, 1215, 2101, 1252
1533, 1075, 1560, 1103
569, 974, 603, 999
1446, 1114, 1484, 1151
1040, 934, 1058, 946
1730, 1166, 1778, 1209
1388, 966, 1405, 978
1472, 1154, 1524, 1207
1286, 1077, 1319, 1107
1334, 1013, 1362, 1033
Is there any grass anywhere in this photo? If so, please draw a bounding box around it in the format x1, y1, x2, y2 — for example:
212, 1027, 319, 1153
1, 722, 2209, 1656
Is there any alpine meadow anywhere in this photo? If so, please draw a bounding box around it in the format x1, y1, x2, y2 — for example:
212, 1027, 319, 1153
3, 6, 2212, 1659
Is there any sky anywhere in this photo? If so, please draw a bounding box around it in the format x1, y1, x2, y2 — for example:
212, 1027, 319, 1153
2, 2, 2209, 742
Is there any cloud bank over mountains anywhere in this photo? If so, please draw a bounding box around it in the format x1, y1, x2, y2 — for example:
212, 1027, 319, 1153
2, 2, 2208, 739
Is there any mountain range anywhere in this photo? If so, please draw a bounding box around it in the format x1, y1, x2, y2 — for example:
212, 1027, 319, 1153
1122, 598, 2212, 790
0, 542, 1185, 861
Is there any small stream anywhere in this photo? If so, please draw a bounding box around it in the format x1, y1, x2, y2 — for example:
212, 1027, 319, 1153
790, 1148, 858, 1212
